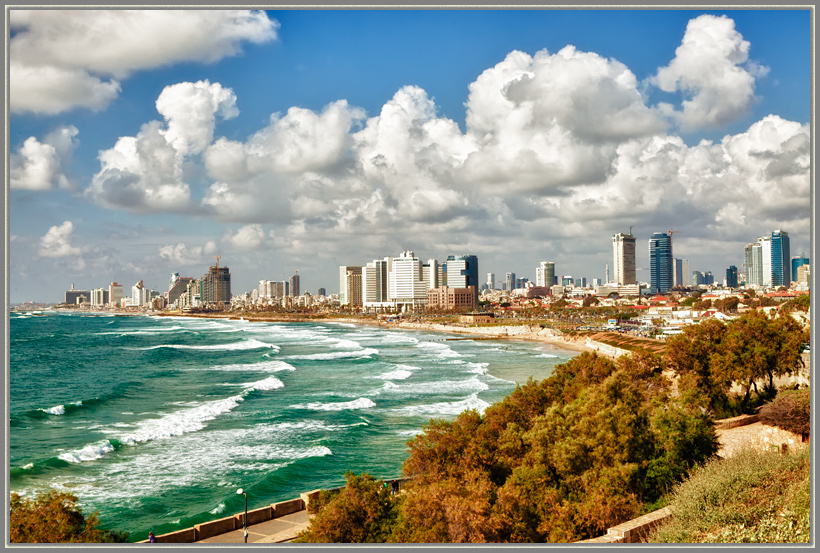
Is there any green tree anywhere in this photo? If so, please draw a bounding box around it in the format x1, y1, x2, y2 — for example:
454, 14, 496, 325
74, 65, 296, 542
294, 472, 400, 543
10, 490, 128, 543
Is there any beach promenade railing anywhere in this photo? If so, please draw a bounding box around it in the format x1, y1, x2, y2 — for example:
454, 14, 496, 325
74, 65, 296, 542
140, 477, 413, 543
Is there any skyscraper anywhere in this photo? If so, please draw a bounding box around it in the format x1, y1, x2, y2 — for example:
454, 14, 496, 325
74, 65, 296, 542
389, 250, 428, 309
445, 255, 479, 302
201, 265, 231, 305
648, 232, 673, 294
770, 230, 791, 287
726, 266, 738, 289
363, 258, 390, 305
673, 258, 683, 288
791, 256, 810, 282
289, 272, 300, 297
744, 242, 763, 286
486, 273, 495, 290
612, 232, 636, 285
339, 266, 363, 306
506, 272, 516, 292
536, 261, 555, 288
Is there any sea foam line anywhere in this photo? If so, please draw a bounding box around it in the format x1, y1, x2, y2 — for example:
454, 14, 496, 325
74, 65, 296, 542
56, 375, 285, 463
291, 398, 376, 411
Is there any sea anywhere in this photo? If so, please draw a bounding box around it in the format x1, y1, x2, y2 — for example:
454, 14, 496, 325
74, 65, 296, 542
8, 311, 578, 542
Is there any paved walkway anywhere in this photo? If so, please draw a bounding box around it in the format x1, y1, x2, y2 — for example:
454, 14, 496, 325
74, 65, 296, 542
195, 510, 311, 544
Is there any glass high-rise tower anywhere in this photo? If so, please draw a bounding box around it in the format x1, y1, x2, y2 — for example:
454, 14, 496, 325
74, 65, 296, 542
770, 230, 791, 287
648, 232, 673, 294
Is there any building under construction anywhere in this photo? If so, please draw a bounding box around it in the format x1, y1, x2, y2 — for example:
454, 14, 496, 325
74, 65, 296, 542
200, 263, 231, 307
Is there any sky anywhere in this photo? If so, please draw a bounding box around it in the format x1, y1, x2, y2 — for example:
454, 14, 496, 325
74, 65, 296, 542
6, 8, 813, 303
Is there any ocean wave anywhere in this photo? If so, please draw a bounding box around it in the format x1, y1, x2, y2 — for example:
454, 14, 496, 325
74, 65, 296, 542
244, 376, 284, 391
128, 338, 274, 351
375, 369, 413, 380
291, 398, 376, 411
58, 439, 117, 463
373, 377, 489, 396
285, 348, 378, 361
535, 353, 559, 358
465, 362, 490, 374
392, 393, 490, 417
118, 394, 247, 446
39, 400, 84, 416
204, 360, 293, 373
416, 342, 462, 358
210, 503, 226, 515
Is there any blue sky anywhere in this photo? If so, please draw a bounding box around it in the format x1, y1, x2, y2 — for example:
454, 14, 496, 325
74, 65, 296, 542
7, 8, 813, 303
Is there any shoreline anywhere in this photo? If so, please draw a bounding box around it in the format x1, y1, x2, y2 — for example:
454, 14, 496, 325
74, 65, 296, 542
152, 311, 595, 355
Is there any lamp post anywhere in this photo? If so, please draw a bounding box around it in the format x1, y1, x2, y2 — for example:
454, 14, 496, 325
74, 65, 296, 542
237, 488, 248, 543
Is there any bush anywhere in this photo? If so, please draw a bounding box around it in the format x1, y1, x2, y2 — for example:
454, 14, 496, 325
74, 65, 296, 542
10, 490, 128, 543
758, 388, 810, 436
648, 447, 810, 543
294, 472, 400, 543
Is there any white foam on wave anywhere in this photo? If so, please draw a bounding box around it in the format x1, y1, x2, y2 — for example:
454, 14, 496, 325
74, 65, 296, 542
291, 398, 376, 411
58, 440, 115, 463
416, 341, 462, 358
204, 360, 294, 373
286, 348, 378, 361
373, 376, 489, 396
210, 503, 226, 515
129, 338, 273, 351
244, 376, 285, 391
41, 400, 82, 416
376, 369, 413, 380
535, 353, 559, 358
393, 393, 490, 417
465, 362, 490, 374
359, 332, 420, 345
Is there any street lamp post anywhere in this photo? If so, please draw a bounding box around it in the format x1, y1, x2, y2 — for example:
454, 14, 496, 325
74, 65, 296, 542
237, 488, 248, 543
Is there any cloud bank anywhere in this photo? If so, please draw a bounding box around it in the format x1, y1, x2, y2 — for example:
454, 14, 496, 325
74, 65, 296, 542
9, 9, 278, 114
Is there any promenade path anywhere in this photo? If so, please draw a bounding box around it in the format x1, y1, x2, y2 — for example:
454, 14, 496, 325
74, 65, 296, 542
195, 510, 310, 544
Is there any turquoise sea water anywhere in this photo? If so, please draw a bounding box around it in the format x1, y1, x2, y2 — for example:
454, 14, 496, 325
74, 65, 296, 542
8, 311, 578, 542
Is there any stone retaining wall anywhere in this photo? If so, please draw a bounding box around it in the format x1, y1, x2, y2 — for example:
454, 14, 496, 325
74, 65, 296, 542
578, 507, 673, 543
144, 477, 413, 543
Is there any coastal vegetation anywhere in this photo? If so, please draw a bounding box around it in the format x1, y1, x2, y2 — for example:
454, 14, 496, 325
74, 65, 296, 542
297, 310, 809, 543
297, 350, 720, 542
648, 446, 810, 543
9, 490, 129, 543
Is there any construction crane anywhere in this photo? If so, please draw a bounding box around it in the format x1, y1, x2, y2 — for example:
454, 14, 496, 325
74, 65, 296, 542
668, 229, 681, 251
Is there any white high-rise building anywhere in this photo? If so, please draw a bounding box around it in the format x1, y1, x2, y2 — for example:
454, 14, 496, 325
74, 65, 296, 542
612, 232, 636, 285
425, 258, 440, 290
486, 273, 495, 289
759, 236, 772, 287
363, 258, 391, 307
535, 261, 555, 287
389, 250, 428, 309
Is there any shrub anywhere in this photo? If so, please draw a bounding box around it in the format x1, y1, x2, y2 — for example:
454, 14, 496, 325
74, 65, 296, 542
294, 472, 400, 543
758, 388, 810, 436
10, 490, 128, 543
648, 447, 810, 543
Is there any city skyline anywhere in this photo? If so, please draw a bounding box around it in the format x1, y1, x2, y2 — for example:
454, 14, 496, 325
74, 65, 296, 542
8, 8, 812, 304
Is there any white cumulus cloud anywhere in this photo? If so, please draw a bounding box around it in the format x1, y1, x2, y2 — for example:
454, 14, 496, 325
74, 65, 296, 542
87, 80, 237, 212
223, 225, 268, 250
11, 126, 79, 190
651, 14, 769, 130
39, 221, 82, 257
158, 241, 218, 265
9, 9, 278, 114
